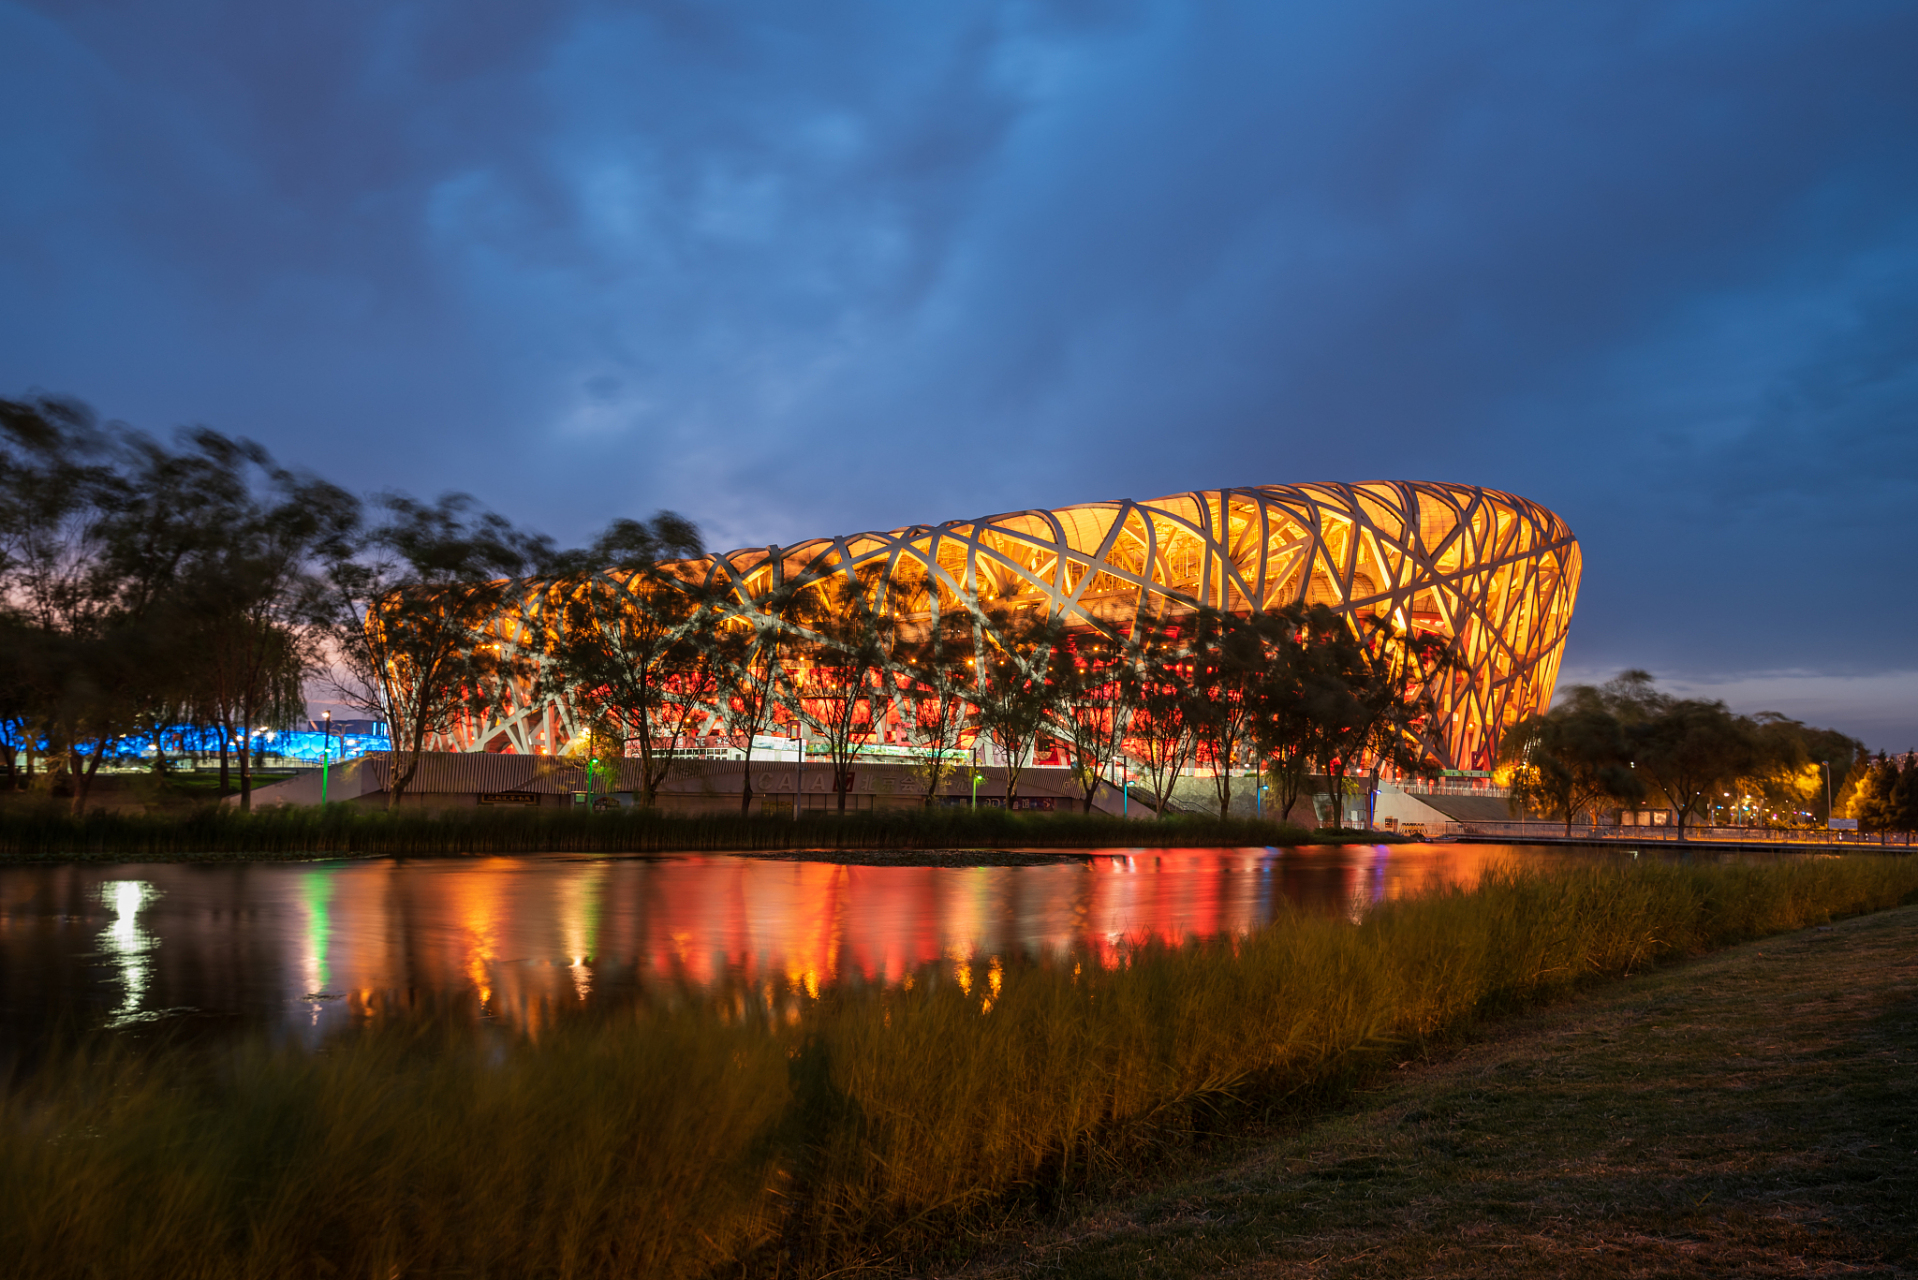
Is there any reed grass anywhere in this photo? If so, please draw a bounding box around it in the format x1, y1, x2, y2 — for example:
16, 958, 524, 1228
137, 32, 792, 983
5, 857, 1916, 1279
0, 802, 1316, 860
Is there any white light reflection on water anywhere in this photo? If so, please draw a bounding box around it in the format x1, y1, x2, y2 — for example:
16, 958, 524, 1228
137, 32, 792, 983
97, 879, 160, 1027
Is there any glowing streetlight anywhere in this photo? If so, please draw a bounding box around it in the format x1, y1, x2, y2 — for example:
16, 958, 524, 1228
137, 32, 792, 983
319, 710, 332, 807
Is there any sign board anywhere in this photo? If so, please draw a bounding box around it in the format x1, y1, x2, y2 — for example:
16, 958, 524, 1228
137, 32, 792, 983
480, 791, 539, 806
1827, 818, 1859, 831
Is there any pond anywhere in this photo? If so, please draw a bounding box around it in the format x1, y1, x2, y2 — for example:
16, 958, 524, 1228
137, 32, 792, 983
0, 842, 1711, 1043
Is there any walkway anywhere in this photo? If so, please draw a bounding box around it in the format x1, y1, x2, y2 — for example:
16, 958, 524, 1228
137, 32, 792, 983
1444, 821, 1916, 855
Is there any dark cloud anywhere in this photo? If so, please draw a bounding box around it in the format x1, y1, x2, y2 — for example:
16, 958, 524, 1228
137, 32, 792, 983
4, 0, 1915, 743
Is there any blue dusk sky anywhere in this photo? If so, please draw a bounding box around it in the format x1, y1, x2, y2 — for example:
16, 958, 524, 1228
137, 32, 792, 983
3, 2, 1915, 747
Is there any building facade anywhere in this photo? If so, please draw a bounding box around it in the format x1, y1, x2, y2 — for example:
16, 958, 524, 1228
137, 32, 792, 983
432, 481, 1580, 772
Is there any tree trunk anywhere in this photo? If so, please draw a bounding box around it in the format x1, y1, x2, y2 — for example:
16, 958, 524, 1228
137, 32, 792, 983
388, 723, 428, 810
238, 706, 253, 812
739, 741, 755, 813
218, 733, 231, 795
70, 741, 107, 815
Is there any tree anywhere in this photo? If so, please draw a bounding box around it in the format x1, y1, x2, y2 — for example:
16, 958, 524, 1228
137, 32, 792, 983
1499, 701, 1643, 836
1, 398, 310, 811
1804, 729, 1872, 826
0, 397, 135, 810
324, 493, 548, 809
1741, 713, 1864, 827
1582, 671, 1762, 840
0, 612, 33, 788
172, 445, 354, 809
1047, 628, 1137, 813
1121, 615, 1200, 818
1250, 606, 1318, 825
1350, 614, 1454, 827
973, 607, 1064, 808
791, 568, 897, 813
707, 572, 806, 813
1184, 607, 1286, 818
536, 515, 713, 809
1293, 605, 1372, 829
894, 609, 975, 806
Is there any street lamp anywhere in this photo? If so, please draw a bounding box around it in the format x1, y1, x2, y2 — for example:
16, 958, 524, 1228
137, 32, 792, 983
319, 710, 332, 807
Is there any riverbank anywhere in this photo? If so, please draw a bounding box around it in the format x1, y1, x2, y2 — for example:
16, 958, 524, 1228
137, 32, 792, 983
0, 804, 1380, 861
964, 899, 1918, 1278
5, 857, 1915, 1279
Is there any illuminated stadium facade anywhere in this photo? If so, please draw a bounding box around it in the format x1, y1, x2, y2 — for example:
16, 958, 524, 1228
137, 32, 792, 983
434, 482, 1579, 773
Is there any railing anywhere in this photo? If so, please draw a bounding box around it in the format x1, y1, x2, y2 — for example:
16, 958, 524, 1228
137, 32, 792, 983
1396, 780, 1510, 798
1440, 819, 1916, 848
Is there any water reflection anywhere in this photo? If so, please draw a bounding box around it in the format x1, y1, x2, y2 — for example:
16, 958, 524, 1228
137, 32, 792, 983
0, 843, 1659, 1042
98, 879, 160, 1027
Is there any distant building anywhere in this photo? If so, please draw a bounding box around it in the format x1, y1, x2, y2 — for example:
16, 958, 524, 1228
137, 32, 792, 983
414, 482, 1580, 773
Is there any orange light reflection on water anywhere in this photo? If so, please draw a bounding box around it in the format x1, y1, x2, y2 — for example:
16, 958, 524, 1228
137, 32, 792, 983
0, 843, 1613, 1038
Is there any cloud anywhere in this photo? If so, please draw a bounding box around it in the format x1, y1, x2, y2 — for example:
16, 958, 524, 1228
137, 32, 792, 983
3, 0, 1915, 740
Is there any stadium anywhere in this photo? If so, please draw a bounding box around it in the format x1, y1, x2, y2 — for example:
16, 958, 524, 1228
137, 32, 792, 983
427, 482, 1579, 775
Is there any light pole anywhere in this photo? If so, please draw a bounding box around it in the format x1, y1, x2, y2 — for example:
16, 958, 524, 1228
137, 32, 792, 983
585, 756, 596, 812
319, 710, 331, 807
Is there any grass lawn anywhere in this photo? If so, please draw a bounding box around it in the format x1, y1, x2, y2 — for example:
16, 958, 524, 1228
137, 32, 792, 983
958, 904, 1918, 1279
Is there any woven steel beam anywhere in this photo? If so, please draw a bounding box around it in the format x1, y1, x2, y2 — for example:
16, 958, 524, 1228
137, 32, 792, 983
428, 481, 1579, 771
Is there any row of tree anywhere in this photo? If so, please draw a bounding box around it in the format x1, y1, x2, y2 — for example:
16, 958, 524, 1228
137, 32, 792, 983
9, 395, 1878, 830
1497, 671, 1868, 836
528, 559, 1460, 817
0, 396, 575, 809
2, 396, 1465, 817
1848, 752, 1918, 834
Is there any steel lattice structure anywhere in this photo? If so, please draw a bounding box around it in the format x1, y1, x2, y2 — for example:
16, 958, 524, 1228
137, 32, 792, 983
434, 481, 1579, 771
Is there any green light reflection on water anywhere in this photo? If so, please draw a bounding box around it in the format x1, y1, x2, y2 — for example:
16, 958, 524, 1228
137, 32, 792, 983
300, 866, 338, 1019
